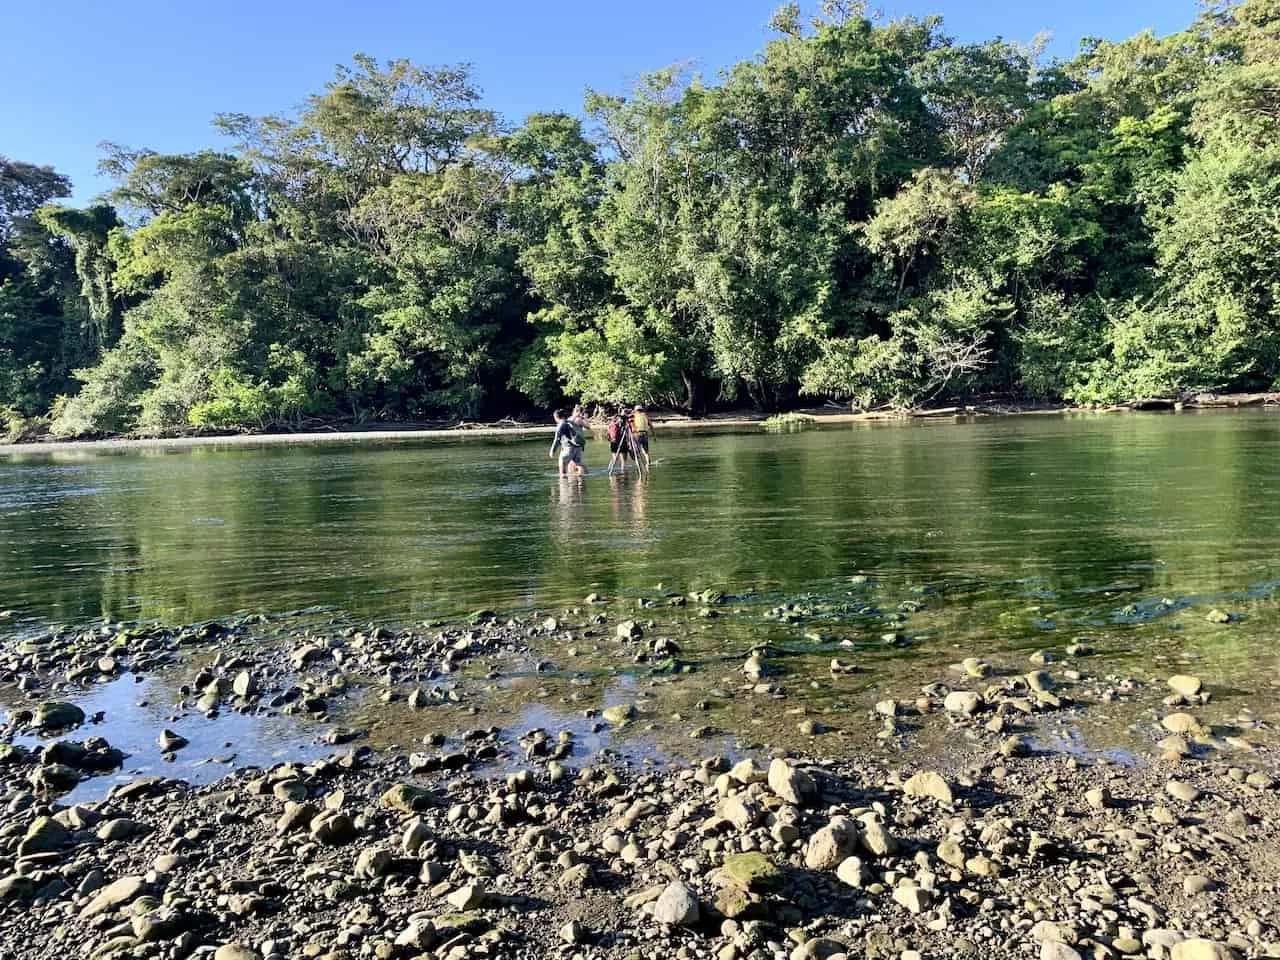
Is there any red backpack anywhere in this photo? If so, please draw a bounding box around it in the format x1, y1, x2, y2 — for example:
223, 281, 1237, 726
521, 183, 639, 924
607, 417, 623, 443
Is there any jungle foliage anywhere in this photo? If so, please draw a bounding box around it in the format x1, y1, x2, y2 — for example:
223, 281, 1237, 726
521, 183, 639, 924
3, 1, 1279, 437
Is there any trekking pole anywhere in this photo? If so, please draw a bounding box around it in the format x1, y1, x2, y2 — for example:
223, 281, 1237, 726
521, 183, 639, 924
630, 424, 646, 478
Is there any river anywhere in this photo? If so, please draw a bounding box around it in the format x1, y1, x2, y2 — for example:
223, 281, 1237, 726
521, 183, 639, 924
3, 411, 1279, 790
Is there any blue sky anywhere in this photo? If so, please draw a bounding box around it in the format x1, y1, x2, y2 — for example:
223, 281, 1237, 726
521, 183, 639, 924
5, 0, 1198, 205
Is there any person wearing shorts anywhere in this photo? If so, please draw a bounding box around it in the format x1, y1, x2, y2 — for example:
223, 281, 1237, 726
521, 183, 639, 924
549, 408, 586, 476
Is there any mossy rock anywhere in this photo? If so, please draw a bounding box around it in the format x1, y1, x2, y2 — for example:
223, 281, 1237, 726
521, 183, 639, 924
721, 852, 783, 892
34, 701, 85, 731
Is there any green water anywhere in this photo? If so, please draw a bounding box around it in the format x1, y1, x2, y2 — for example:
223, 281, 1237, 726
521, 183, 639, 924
6, 410, 1280, 786
3, 411, 1280, 629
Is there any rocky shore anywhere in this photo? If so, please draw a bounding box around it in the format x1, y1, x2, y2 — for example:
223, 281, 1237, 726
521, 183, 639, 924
0, 606, 1277, 960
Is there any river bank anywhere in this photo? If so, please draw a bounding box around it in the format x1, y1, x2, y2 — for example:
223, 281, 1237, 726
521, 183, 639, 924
0, 597, 1277, 960
3, 393, 1278, 456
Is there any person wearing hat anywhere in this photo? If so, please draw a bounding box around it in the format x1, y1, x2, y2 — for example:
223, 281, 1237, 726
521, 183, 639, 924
629, 404, 651, 471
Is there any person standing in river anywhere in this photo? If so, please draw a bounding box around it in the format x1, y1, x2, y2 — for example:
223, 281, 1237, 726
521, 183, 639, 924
630, 403, 652, 471
606, 404, 631, 475
549, 408, 586, 477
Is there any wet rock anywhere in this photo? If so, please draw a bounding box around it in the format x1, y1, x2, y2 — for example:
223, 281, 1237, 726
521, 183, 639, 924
290, 644, 327, 668
1157, 734, 1192, 757
602, 703, 636, 725
31, 761, 81, 792
903, 770, 954, 805
1026, 670, 1054, 692
35, 700, 84, 731
652, 881, 700, 926
158, 729, 188, 752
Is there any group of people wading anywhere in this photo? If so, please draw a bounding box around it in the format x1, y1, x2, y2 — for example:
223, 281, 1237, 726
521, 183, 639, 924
549, 404, 652, 478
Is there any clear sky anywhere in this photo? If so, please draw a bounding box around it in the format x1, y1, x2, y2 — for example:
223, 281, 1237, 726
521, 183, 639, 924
5, 0, 1198, 205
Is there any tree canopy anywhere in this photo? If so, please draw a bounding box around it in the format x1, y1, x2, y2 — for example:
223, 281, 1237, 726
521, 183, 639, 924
4, 0, 1280, 438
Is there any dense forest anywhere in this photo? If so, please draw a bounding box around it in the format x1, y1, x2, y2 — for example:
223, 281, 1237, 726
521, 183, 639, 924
2, 0, 1279, 438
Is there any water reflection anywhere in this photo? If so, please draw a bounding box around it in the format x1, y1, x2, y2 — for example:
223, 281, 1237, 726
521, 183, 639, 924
2, 413, 1280, 632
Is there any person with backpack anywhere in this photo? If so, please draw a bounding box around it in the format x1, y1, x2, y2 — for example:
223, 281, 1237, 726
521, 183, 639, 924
629, 404, 652, 471
606, 405, 630, 475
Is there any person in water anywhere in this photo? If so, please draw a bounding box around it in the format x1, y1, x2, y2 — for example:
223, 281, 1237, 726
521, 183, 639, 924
549, 408, 586, 476
629, 403, 652, 470
606, 404, 631, 474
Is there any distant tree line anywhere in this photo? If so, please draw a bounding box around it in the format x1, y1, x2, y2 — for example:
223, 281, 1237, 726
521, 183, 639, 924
3, 0, 1280, 438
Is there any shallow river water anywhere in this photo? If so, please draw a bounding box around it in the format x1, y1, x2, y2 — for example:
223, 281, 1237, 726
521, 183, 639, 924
5, 411, 1280, 624
3, 410, 1280, 792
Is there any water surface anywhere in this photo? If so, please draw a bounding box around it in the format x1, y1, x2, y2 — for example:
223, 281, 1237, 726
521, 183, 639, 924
4, 411, 1280, 627
5, 411, 1280, 781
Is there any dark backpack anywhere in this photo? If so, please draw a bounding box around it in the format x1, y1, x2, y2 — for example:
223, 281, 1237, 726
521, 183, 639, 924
607, 417, 623, 443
